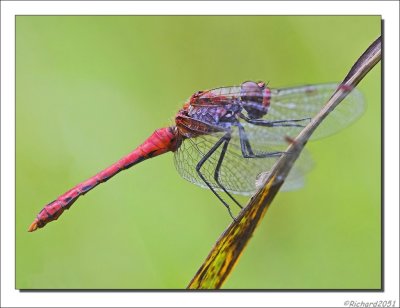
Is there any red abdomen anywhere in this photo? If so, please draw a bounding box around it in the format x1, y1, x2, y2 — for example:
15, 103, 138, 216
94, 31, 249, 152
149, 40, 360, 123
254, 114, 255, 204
29, 127, 181, 231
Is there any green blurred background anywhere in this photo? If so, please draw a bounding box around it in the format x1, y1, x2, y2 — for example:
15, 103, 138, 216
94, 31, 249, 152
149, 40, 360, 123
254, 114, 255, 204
16, 16, 381, 289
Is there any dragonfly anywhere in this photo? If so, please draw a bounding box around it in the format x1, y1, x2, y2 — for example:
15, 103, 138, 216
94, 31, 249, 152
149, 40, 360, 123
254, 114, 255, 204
28, 81, 364, 232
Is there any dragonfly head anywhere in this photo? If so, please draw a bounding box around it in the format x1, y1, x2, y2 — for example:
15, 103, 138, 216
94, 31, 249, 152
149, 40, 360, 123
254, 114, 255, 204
240, 81, 270, 119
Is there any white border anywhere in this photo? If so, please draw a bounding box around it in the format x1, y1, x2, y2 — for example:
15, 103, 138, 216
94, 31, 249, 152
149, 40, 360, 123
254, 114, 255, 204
1, 1, 399, 307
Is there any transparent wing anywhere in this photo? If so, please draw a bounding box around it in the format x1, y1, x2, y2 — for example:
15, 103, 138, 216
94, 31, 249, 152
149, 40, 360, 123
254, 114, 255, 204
194, 83, 364, 146
258, 83, 365, 142
174, 83, 362, 195
254, 148, 314, 192
173, 129, 314, 195
196, 86, 242, 101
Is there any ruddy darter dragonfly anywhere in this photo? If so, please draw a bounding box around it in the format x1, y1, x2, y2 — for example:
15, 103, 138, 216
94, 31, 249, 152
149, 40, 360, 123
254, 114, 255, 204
28, 81, 364, 231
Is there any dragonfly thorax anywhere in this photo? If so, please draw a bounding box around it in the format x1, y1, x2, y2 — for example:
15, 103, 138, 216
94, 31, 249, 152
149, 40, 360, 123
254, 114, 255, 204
240, 81, 271, 120
176, 81, 273, 134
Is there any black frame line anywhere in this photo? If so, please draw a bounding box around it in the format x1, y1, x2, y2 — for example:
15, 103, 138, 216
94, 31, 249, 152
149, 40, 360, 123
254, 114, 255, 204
11, 15, 384, 292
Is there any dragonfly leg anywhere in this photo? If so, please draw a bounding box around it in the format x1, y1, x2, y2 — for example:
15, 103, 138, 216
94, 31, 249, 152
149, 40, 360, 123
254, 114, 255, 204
240, 114, 311, 127
238, 123, 284, 158
213, 135, 243, 209
195, 133, 237, 220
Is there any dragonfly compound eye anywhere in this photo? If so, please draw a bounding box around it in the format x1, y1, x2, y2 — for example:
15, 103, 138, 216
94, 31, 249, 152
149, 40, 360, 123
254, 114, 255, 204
240, 81, 268, 119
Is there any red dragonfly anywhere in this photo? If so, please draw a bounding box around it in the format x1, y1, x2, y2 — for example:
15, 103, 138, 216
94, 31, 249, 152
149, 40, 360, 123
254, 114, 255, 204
28, 81, 364, 231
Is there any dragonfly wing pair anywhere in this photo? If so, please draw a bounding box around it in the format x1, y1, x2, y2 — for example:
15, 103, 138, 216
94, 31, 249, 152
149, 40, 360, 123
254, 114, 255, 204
266, 83, 365, 141
173, 131, 313, 196
174, 83, 364, 195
